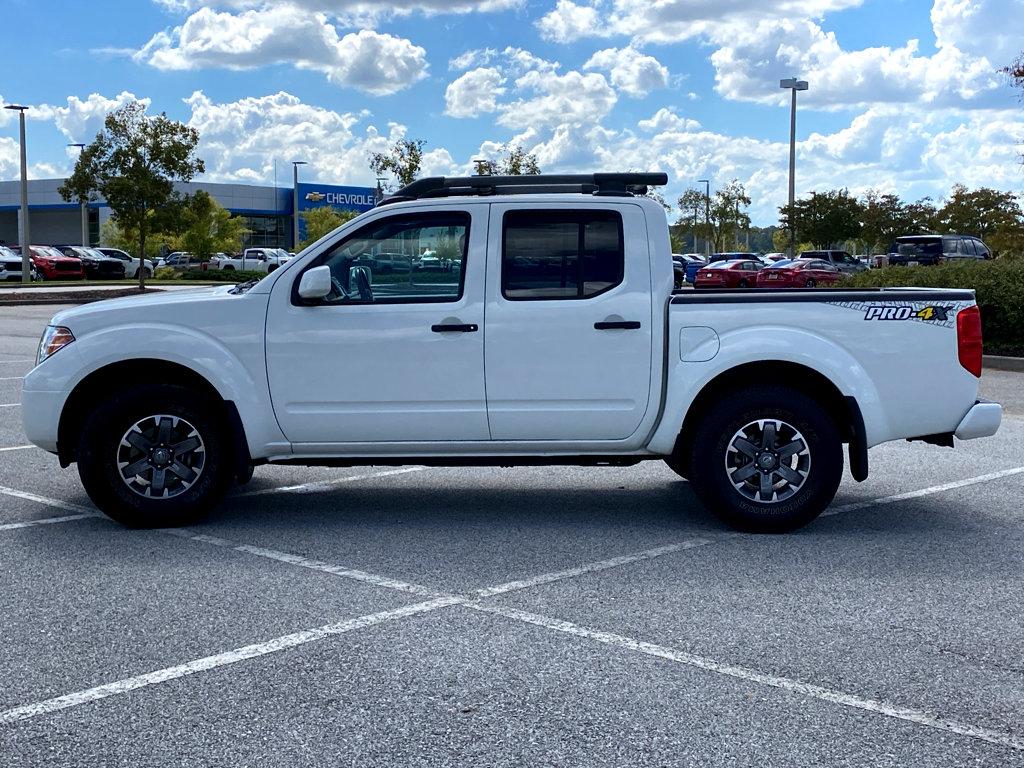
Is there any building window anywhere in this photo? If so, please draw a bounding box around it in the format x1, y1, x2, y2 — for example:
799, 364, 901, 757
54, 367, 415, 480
239, 214, 289, 249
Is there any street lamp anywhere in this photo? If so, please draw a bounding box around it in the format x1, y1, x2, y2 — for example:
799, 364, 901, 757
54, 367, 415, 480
291, 160, 307, 249
780, 77, 809, 257
67, 143, 88, 247
5, 105, 30, 283
698, 178, 711, 258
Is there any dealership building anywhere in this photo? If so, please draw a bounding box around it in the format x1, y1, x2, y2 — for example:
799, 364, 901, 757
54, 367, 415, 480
0, 179, 377, 251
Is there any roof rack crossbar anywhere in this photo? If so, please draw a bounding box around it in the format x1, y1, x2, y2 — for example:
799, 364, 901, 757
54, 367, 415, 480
380, 172, 668, 205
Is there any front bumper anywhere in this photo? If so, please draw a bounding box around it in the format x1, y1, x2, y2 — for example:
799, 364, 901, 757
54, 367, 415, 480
954, 400, 1003, 440
21, 388, 64, 453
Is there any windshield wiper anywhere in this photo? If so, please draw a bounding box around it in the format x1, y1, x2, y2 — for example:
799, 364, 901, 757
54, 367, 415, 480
229, 278, 260, 295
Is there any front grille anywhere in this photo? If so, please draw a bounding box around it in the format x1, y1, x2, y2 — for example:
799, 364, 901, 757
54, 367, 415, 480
55, 262, 80, 272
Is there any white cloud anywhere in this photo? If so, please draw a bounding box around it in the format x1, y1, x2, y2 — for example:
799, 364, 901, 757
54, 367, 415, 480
584, 46, 670, 97
445, 68, 506, 117
138, 6, 427, 94
155, 0, 522, 25
637, 108, 700, 133
449, 47, 498, 71
710, 16, 1005, 110
499, 69, 617, 129
535, 0, 864, 44
931, 0, 1024, 64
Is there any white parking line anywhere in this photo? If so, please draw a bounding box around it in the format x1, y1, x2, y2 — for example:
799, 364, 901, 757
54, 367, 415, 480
0, 486, 93, 514
163, 529, 447, 598
473, 537, 721, 599
0, 376, 24, 381
826, 466, 1024, 516
238, 466, 425, 496
0, 514, 99, 532
471, 604, 1024, 753
0, 596, 462, 727
0, 445, 35, 453
0, 403, 21, 408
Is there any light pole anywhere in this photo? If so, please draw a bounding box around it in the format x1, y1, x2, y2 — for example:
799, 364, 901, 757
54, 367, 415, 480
780, 77, 808, 257
291, 160, 307, 250
698, 179, 711, 258
67, 143, 88, 247
5, 105, 30, 283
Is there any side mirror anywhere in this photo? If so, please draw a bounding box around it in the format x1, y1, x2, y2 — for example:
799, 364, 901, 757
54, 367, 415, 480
298, 265, 332, 300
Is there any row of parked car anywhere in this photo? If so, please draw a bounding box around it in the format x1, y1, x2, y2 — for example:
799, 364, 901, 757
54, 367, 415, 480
0, 245, 153, 282
675, 234, 994, 290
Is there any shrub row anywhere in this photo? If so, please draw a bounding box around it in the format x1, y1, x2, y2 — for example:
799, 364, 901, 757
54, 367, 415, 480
842, 260, 1024, 356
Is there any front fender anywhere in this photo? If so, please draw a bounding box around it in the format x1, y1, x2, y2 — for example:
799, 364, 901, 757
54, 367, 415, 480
648, 326, 885, 455
28, 323, 287, 459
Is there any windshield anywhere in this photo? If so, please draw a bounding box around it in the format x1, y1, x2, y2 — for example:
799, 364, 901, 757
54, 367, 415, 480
896, 240, 942, 256
39, 247, 66, 258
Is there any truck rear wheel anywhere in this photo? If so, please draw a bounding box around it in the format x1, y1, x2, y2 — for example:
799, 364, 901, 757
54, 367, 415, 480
77, 384, 231, 528
686, 385, 842, 532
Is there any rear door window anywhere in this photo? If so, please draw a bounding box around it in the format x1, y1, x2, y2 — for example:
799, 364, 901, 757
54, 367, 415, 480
502, 210, 624, 300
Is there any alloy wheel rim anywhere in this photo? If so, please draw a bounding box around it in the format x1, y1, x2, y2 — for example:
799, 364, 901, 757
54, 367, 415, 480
117, 415, 206, 499
725, 418, 811, 504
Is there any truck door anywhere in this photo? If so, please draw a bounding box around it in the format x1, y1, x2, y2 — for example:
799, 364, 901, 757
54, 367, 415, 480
484, 203, 654, 441
265, 205, 489, 445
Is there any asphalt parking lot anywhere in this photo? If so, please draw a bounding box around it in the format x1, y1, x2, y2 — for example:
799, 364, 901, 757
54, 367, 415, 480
1, 303, 1023, 766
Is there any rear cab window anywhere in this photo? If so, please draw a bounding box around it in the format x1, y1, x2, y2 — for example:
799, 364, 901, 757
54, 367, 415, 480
502, 210, 624, 300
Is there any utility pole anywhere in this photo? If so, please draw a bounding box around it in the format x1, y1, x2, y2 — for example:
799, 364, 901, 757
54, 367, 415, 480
291, 160, 307, 250
68, 143, 88, 246
698, 179, 711, 258
5, 105, 30, 283
780, 77, 808, 258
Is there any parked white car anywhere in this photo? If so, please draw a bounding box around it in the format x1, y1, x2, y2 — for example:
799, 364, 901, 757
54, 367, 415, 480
211, 248, 292, 273
22, 173, 1002, 533
0, 245, 37, 281
97, 248, 154, 279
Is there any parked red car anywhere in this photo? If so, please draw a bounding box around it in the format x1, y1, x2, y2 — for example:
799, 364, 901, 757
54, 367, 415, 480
756, 258, 842, 288
13, 245, 85, 280
693, 259, 762, 289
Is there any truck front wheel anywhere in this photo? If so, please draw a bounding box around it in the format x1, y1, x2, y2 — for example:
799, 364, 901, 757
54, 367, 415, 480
77, 384, 232, 528
686, 386, 842, 532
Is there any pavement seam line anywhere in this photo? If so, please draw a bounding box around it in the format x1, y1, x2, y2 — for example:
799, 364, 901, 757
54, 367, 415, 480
0, 597, 463, 727
468, 603, 1024, 753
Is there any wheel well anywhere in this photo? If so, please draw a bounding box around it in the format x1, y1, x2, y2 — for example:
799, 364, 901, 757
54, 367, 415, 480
57, 360, 249, 477
671, 361, 866, 480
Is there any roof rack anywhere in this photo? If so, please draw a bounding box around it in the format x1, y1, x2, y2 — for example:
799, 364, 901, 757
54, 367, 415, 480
379, 172, 669, 206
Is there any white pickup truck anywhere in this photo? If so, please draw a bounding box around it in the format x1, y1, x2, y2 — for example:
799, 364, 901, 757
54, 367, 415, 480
210, 248, 292, 273
22, 173, 1002, 532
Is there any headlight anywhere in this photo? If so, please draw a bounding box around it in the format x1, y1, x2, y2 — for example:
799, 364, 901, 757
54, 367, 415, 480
37, 325, 75, 365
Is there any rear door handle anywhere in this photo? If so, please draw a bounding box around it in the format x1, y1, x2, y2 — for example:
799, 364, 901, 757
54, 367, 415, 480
431, 323, 478, 333
594, 321, 641, 330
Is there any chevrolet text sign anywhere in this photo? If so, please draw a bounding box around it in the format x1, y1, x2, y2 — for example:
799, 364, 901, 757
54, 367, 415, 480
295, 182, 376, 241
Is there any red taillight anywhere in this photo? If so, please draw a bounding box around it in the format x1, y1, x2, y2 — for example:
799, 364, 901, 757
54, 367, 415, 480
957, 305, 983, 377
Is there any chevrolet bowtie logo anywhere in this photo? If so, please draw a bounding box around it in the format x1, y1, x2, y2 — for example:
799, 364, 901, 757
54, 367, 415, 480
305, 191, 326, 202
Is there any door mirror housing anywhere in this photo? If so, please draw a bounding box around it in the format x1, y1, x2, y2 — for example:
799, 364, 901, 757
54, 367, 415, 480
298, 265, 332, 300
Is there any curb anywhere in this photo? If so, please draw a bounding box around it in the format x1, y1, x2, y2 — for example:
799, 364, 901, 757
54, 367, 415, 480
0, 289, 164, 307
985, 355, 1024, 373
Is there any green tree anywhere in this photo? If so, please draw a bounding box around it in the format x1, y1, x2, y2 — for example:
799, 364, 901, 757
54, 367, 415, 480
100, 217, 178, 259
781, 189, 862, 249
177, 191, 248, 260
58, 101, 204, 289
478, 144, 541, 175
932, 184, 1022, 240
369, 139, 425, 192
709, 180, 751, 250
298, 206, 359, 250
676, 188, 711, 253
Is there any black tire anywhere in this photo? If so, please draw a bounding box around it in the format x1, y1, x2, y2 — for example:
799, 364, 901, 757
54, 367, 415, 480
685, 385, 843, 533
77, 384, 232, 528
805, 278, 817, 287
267, 264, 277, 274
738, 279, 749, 288
223, 265, 235, 271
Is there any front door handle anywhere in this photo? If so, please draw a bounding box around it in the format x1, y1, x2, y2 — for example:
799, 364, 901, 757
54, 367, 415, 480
431, 323, 478, 333
594, 320, 641, 330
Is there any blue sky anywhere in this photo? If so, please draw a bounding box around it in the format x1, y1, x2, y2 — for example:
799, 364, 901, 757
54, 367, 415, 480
2, 0, 1022, 223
